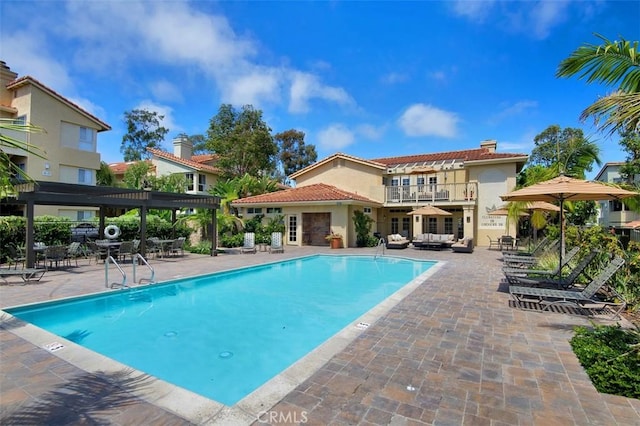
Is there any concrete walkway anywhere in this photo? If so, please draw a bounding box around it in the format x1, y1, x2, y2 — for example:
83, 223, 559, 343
1, 245, 638, 425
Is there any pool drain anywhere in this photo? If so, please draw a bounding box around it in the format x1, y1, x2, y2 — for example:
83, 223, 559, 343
219, 351, 234, 359
164, 331, 178, 338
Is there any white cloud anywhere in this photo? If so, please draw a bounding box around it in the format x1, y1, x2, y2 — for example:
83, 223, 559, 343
489, 100, 538, 124
317, 124, 355, 151
381, 72, 408, 85
398, 104, 459, 138
356, 124, 386, 140
2, 31, 73, 93
451, 0, 496, 22
223, 67, 283, 106
150, 80, 184, 103
67, 97, 107, 123
289, 72, 354, 114
528, 1, 570, 39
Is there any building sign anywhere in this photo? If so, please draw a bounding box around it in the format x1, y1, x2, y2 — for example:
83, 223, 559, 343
477, 169, 509, 230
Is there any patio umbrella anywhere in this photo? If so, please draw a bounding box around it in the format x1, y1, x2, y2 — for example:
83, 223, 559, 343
407, 205, 452, 217
501, 175, 637, 265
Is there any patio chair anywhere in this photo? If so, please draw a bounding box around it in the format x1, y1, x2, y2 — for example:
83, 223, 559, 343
0, 267, 47, 284
44, 245, 70, 270
503, 246, 580, 285
451, 237, 474, 253
269, 232, 284, 254
168, 237, 186, 257
509, 255, 626, 319
511, 250, 599, 290
6, 245, 26, 270
505, 236, 552, 257
145, 239, 162, 259
241, 232, 257, 254
85, 241, 107, 264
486, 235, 501, 250
117, 241, 136, 263
66, 242, 83, 267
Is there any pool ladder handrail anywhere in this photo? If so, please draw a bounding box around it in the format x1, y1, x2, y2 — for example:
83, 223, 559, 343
105, 255, 128, 289
374, 238, 386, 259
132, 253, 155, 285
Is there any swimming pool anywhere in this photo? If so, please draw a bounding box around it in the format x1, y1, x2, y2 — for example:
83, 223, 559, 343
6, 255, 436, 406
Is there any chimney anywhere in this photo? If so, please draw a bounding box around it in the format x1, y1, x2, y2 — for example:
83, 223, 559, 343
480, 139, 497, 153
173, 135, 192, 159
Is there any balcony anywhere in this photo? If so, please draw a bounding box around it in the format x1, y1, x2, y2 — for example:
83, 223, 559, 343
384, 182, 477, 205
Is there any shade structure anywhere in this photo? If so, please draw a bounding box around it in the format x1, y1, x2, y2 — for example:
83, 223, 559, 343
501, 175, 637, 265
407, 205, 452, 216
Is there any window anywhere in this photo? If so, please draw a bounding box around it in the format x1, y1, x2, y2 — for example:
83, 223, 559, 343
391, 217, 399, 234
78, 169, 93, 185
417, 177, 425, 191
363, 207, 372, 214
428, 176, 437, 191
267, 207, 282, 214
288, 215, 297, 242
402, 177, 410, 186
78, 127, 95, 151
428, 217, 437, 233
185, 173, 194, 191
14, 115, 26, 125
247, 207, 263, 214
198, 174, 206, 192
77, 211, 94, 221
402, 217, 410, 237
610, 200, 625, 212
391, 177, 399, 187
444, 217, 453, 234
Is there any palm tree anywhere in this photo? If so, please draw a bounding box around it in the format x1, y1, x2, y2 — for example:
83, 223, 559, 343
557, 34, 640, 135
0, 118, 46, 195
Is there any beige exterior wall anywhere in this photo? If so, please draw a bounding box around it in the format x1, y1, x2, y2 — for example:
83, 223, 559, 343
151, 159, 218, 195
295, 159, 384, 202
468, 162, 519, 245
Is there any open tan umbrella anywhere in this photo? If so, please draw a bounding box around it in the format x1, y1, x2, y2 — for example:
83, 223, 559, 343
623, 220, 640, 229
501, 175, 637, 264
407, 205, 452, 216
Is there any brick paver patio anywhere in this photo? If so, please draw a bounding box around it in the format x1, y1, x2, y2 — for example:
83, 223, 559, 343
1, 245, 638, 425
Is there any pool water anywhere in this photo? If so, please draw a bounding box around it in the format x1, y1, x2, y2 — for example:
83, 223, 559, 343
7, 255, 435, 406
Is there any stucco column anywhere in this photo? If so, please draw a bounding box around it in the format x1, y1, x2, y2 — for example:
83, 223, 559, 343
463, 206, 475, 240
412, 214, 422, 236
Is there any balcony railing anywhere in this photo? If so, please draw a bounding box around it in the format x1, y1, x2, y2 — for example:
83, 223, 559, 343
384, 182, 477, 205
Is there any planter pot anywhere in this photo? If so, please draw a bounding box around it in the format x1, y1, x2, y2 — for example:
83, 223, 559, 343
329, 238, 343, 249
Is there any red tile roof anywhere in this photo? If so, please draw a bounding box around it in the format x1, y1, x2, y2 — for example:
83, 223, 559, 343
371, 147, 527, 166
108, 160, 153, 175
147, 148, 221, 174
6, 76, 111, 131
233, 183, 381, 205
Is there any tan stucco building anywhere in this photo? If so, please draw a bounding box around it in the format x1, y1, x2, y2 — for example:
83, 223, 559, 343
1, 61, 111, 219
234, 140, 528, 248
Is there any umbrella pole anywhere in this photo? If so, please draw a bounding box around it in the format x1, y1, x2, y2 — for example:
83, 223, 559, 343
559, 198, 565, 267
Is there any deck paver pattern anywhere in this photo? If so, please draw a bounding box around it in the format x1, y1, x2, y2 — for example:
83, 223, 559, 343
1, 246, 638, 425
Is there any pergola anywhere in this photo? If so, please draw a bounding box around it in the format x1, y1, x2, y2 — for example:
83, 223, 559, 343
2, 181, 220, 268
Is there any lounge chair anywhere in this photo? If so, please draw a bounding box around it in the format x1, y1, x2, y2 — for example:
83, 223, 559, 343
509, 255, 626, 319
502, 240, 561, 268
241, 232, 257, 254
451, 237, 474, 253
503, 246, 580, 285
0, 267, 46, 284
269, 232, 284, 254
511, 250, 599, 289
504, 236, 552, 257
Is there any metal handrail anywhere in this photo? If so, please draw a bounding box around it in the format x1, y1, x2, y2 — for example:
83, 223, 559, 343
105, 255, 127, 289
374, 238, 386, 259
133, 253, 155, 284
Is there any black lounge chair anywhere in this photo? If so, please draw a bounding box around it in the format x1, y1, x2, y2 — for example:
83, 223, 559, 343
503, 246, 580, 285
0, 268, 46, 284
511, 250, 598, 289
509, 255, 626, 319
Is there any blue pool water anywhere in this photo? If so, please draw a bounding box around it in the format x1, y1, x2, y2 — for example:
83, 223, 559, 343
7, 255, 435, 405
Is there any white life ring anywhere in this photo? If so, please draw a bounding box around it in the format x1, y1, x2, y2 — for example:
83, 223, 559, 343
104, 224, 121, 240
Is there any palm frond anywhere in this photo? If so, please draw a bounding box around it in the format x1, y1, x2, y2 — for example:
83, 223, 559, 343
581, 91, 640, 136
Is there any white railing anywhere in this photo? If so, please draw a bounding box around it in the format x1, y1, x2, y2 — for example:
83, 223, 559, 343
384, 182, 477, 204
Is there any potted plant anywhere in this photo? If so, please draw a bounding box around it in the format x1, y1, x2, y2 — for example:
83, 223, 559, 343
325, 231, 343, 249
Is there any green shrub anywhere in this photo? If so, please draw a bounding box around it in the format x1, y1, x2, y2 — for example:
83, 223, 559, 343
219, 233, 244, 248
570, 324, 640, 398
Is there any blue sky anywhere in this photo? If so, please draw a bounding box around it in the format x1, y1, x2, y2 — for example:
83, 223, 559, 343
2, 0, 639, 178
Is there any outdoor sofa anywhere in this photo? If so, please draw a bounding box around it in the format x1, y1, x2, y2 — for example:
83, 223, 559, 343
386, 234, 410, 249
412, 233, 456, 249
451, 237, 474, 253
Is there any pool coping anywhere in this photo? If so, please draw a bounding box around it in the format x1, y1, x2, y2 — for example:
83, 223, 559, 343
1, 254, 444, 424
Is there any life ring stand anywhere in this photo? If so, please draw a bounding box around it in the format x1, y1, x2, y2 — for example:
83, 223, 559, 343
104, 224, 121, 240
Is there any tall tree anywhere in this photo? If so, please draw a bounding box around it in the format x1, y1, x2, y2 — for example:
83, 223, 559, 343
557, 34, 640, 135
206, 104, 277, 178
96, 161, 116, 186
177, 133, 208, 155
274, 129, 318, 178
619, 130, 640, 184
121, 109, 169, 161
529, 125, 601, 178
122, 161, 153, 189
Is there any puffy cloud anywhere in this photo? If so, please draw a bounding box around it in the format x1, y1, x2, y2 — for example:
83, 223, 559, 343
380, 72, 408, 85
317, 124, 355, 151
289, 72, 354, 114
150, 80, 184, 104
489, 100, 538, 124
398, 104, 459, 138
